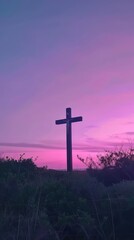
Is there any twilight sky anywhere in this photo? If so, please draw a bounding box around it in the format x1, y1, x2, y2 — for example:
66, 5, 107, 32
0, 0, 134, 169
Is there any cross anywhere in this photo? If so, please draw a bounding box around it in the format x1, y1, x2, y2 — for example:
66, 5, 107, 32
55, 108, 83, 172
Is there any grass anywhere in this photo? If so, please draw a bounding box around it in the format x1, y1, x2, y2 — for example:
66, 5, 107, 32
0, 155, 134, 239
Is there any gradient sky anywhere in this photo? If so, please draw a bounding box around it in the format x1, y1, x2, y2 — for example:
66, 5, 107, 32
0, 1, 134, 169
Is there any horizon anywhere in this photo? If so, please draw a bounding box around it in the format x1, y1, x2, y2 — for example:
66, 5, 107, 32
0, 1, 134, 169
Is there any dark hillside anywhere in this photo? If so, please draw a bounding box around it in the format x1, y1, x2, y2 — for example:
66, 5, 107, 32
0, 157, 134, 240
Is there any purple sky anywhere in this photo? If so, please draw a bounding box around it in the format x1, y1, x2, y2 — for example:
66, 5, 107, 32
0, 1, 134, 169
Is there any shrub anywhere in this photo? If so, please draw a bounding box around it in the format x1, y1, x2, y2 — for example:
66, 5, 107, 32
78, 148, 134, 185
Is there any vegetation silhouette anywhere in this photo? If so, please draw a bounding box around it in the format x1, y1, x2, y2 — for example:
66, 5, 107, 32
0, 149, 134, 239
78, 148, 134, 186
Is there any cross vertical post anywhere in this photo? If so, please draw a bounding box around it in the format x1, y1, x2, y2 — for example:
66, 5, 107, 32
66, 108, 72, 172
55, 107, 83, 172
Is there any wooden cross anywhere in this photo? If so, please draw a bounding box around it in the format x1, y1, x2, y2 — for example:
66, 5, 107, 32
55, 108, 82, 172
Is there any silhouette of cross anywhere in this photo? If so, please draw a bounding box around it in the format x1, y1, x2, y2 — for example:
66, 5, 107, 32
55, 108, 82, 172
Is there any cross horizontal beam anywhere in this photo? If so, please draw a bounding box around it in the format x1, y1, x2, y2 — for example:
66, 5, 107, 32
55, 116, 82, 125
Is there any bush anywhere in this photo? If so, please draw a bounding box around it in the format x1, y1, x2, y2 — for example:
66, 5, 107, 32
78, 148, 134, 185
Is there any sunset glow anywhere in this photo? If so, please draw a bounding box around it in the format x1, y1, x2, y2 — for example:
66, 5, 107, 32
0, 1, 134, 169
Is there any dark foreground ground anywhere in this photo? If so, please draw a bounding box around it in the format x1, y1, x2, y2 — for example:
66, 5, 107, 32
0, 158, 134, 240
